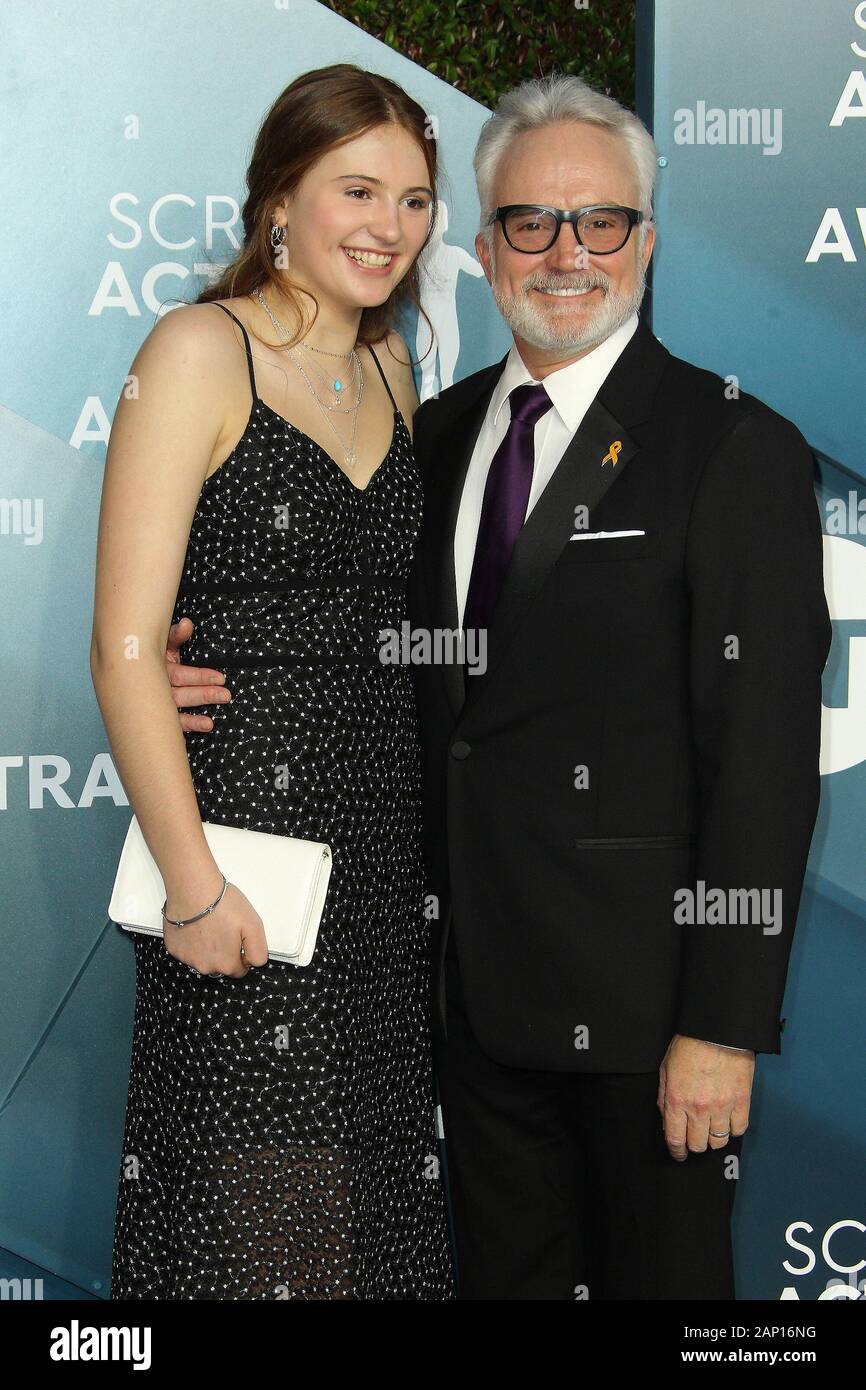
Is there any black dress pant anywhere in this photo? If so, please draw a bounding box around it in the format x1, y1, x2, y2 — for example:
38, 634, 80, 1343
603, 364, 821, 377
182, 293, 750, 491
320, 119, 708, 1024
432, 926, 742, 1300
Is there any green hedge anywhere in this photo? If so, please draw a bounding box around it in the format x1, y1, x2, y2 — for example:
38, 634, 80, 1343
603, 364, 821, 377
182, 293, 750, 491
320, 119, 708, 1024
322, 0, 636, 108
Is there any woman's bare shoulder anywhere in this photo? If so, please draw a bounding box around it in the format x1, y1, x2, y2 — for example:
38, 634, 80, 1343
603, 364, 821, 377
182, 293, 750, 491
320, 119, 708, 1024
145, 298, 241, 351
133, 300, 249, 400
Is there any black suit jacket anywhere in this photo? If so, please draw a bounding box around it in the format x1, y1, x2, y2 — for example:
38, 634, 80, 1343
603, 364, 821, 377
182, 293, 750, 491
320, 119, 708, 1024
408, 319, 831, 1073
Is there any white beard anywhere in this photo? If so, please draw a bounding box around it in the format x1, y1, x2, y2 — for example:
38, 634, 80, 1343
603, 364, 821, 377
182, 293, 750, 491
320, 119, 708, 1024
489, 248, 647, 354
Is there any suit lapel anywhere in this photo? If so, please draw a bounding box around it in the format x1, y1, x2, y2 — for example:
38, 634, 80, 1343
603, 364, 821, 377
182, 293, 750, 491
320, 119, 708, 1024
420, 356, 507, 719
461, 399, 638, 717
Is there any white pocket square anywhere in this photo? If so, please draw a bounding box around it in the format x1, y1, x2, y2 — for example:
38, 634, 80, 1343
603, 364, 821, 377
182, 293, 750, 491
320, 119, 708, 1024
569, 529, 646, 541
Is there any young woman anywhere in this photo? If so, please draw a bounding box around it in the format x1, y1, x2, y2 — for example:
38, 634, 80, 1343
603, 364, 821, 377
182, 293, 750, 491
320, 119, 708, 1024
91, 64, 454, 1300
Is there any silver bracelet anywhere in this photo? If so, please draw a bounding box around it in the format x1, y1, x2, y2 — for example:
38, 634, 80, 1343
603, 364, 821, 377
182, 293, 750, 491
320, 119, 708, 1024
162, 875, 228, 927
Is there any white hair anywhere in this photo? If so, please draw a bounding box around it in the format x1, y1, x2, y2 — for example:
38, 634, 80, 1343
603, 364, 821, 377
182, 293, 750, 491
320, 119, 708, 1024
473, 73, 658, 251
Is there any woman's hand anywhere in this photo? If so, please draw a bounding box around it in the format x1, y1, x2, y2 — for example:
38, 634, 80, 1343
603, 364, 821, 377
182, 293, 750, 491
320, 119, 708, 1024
162, 880, 270, 978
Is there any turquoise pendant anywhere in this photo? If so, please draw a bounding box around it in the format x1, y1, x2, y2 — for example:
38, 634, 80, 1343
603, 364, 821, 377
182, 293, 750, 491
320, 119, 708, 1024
334, 379, 342, 392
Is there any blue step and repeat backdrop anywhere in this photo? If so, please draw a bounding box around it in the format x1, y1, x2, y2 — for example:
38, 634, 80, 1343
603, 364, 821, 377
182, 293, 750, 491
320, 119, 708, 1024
645, 0, 866, 1300
0, 0, 863, 1299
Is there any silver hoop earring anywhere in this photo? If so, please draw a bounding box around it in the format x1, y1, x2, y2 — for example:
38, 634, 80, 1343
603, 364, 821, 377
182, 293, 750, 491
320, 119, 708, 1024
270, 224, 286, 249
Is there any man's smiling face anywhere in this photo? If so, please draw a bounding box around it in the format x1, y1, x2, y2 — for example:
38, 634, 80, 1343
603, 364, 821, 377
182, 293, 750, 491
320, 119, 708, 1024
476, 120, 656, 360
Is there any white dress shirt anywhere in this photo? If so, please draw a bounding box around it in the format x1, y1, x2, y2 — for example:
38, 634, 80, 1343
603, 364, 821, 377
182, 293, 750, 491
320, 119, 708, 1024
454, 312, 639, 629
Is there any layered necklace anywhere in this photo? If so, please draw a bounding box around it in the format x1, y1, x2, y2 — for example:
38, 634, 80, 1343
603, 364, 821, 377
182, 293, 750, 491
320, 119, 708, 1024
255, 288, 363, 470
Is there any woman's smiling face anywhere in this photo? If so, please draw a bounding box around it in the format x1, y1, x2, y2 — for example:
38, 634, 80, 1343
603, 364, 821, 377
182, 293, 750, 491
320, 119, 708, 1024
273, 124, 434, 310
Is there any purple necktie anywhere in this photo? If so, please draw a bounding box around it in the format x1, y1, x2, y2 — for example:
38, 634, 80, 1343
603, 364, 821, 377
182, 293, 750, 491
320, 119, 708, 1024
463, 382, 552, 634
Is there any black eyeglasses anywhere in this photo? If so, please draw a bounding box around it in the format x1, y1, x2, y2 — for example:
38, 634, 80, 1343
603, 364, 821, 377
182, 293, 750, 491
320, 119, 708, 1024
489, 204, 644, 255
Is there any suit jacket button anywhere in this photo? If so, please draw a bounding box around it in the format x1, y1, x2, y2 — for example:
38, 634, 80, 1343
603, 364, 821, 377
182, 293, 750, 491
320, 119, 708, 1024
451, 740, 472, 760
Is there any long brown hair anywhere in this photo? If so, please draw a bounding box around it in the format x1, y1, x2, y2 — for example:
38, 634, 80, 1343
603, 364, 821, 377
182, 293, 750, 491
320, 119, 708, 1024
194, 64, 439, 364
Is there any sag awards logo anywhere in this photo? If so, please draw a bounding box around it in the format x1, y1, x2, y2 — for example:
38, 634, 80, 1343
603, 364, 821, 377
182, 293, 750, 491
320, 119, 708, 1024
806, 3, 866, 262
70, 191, 244, 449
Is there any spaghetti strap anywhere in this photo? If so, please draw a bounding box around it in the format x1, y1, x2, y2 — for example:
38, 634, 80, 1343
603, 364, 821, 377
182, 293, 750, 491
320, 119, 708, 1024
367, 344, 400, 413
211, 305, 397, 419
212, 302, 258, 406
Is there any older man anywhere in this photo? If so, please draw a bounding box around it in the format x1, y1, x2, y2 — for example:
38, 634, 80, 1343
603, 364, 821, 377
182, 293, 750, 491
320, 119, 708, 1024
166, 75, 830, 1299
406, 75, 829, 1301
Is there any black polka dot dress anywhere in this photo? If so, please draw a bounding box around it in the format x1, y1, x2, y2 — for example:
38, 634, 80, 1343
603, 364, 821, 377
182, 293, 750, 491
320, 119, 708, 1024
110, 303, 454, 1300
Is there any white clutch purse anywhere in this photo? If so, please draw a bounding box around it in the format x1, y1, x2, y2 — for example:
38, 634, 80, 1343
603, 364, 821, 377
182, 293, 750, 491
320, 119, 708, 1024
108, 814, 332, 966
